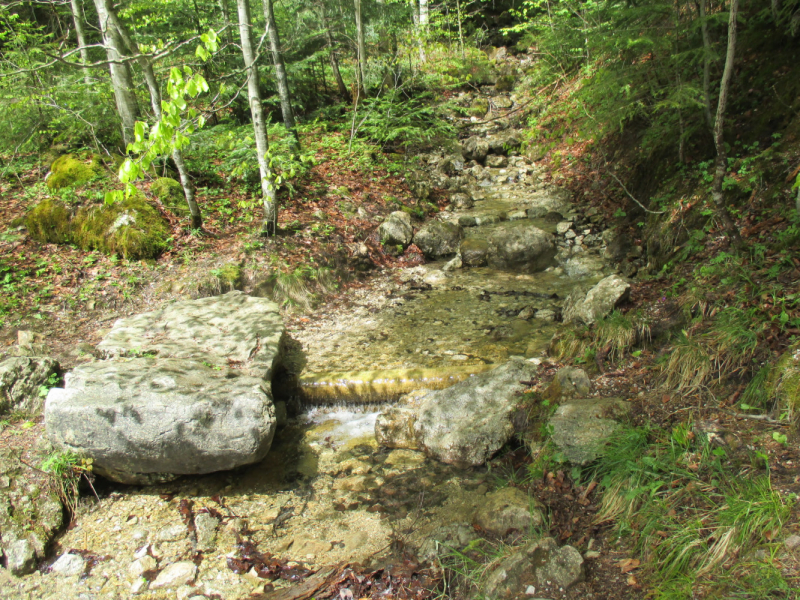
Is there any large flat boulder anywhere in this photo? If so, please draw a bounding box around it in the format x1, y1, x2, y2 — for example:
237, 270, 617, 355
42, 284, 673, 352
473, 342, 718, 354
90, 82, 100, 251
486, 221, 556, 272
97, 291, 284, 380
45, 358, 275, 484
376, 359, 538, 467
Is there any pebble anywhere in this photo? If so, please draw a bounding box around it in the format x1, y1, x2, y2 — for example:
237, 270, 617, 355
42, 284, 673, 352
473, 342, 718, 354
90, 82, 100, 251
150, 561, 197, 589
785, 534, 800, 550
50, 552, 86, 577
129, 555, 157, 577
130, 577, 149, 595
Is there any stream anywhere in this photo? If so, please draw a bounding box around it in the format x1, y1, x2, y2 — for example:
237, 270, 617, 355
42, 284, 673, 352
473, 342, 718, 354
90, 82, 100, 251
0, 108, 616, 600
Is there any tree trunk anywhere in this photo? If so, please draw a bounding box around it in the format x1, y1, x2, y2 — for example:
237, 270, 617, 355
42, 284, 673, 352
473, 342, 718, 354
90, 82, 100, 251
699, 0, 714, 129
103, 2, 203, 228
219, 0, 233, 45
93, 0, 139, 148
417, 0, 427, 62
711, 0, 742, 247
68, 0, 92, 85
354, 0, 367, 97
320, 3, 351, 102
235, 0, 277, 235
262, 0, 298, 150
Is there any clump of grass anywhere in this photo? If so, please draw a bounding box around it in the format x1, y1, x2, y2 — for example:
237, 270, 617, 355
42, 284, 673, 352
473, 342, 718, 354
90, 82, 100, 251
40, 450, 95, 516
552, 310, 651, 365
661, 332, 712, 392
661, 307, 762, 393
590, 423, 797, 598
271, 265, 336, 312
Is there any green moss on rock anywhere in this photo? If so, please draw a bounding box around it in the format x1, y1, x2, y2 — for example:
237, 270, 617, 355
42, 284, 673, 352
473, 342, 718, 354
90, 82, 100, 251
46, 154, 103, 190
72, 192, 170, 259
151, 177, 188, 216
469, 98, 490, 118
26, 199, 73, 244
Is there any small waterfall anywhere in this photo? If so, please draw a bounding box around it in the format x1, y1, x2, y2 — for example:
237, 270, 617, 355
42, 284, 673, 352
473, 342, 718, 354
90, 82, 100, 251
296, 364, 496, 405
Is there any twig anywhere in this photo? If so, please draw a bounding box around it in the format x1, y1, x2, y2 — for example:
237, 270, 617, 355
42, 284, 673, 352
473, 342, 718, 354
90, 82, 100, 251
602, 162, 666, 215
722, 410, 788, 425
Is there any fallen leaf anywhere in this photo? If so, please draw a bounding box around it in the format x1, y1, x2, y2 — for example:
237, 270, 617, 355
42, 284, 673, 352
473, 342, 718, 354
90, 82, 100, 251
619, 558, 640, 573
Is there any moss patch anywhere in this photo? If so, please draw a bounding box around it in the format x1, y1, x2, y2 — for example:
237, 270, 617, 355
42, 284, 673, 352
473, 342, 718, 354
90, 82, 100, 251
26, 199, 73, 244
46, 154, 103, 190
469, 98, 489, 118
72, 192, 170, 259
150, 177, 188, 216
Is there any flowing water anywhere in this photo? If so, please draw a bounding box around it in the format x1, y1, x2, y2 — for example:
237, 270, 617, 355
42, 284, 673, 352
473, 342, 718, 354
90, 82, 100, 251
0, 129, 616, 599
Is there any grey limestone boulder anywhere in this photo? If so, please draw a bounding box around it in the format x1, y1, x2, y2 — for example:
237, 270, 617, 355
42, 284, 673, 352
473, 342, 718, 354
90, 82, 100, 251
460, 238, 489, 267
549, 398, 630, 465
46, 358, 276, 484
376, 359, 539, 466
461, 137, 489, 163
97, 291, 284, 380
474, 487, 543, 536
483, 537, 584, 600
544, 367, 591, 401
487, 221, 556, 273
413, 221, 463, 259
562, 274, 631, 325
0, 356, 59, 415
378, 211, 414, 248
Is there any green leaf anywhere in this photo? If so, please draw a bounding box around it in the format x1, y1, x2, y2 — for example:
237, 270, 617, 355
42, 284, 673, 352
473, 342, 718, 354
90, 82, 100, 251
196, 45, 209, 62
104, 190, 123, 205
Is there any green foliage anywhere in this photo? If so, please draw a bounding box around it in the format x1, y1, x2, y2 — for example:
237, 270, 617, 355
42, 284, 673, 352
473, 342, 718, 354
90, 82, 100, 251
357, 91, 455, 153
41, 450, 94, 515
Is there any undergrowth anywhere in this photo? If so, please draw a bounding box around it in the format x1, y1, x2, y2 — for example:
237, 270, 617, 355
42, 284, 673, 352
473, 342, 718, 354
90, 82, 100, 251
590, 424, 797, 597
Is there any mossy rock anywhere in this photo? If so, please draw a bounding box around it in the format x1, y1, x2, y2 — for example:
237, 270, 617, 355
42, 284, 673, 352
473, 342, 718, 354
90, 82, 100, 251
495, 74, 516, 92
72, 192, 170, 259
151, 177, 188, 216
26, 199, 73, 244
469, 98, 490, 118
46, 154, 103, 190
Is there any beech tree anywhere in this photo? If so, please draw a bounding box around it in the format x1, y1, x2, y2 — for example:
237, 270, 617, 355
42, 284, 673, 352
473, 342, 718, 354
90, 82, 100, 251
262, 0, 298, 149
235, 0, 278, 234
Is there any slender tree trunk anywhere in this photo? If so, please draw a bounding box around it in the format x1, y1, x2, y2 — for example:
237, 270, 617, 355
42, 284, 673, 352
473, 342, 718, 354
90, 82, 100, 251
417, 0, 427, 62
419, 0, 429, 24
320, 3, 350, 102
236, 0, 277, 235
711, 0, 742, 246
103, 3, 203, 228
354, 0, 367, 96
219, 0, 233, 45
699, 0, 714, 129
318, 56, 330, 95
262, 0, 298, 150
68, 0, 92, 85
93, 0, 139, 148
455, 0, 465, 60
